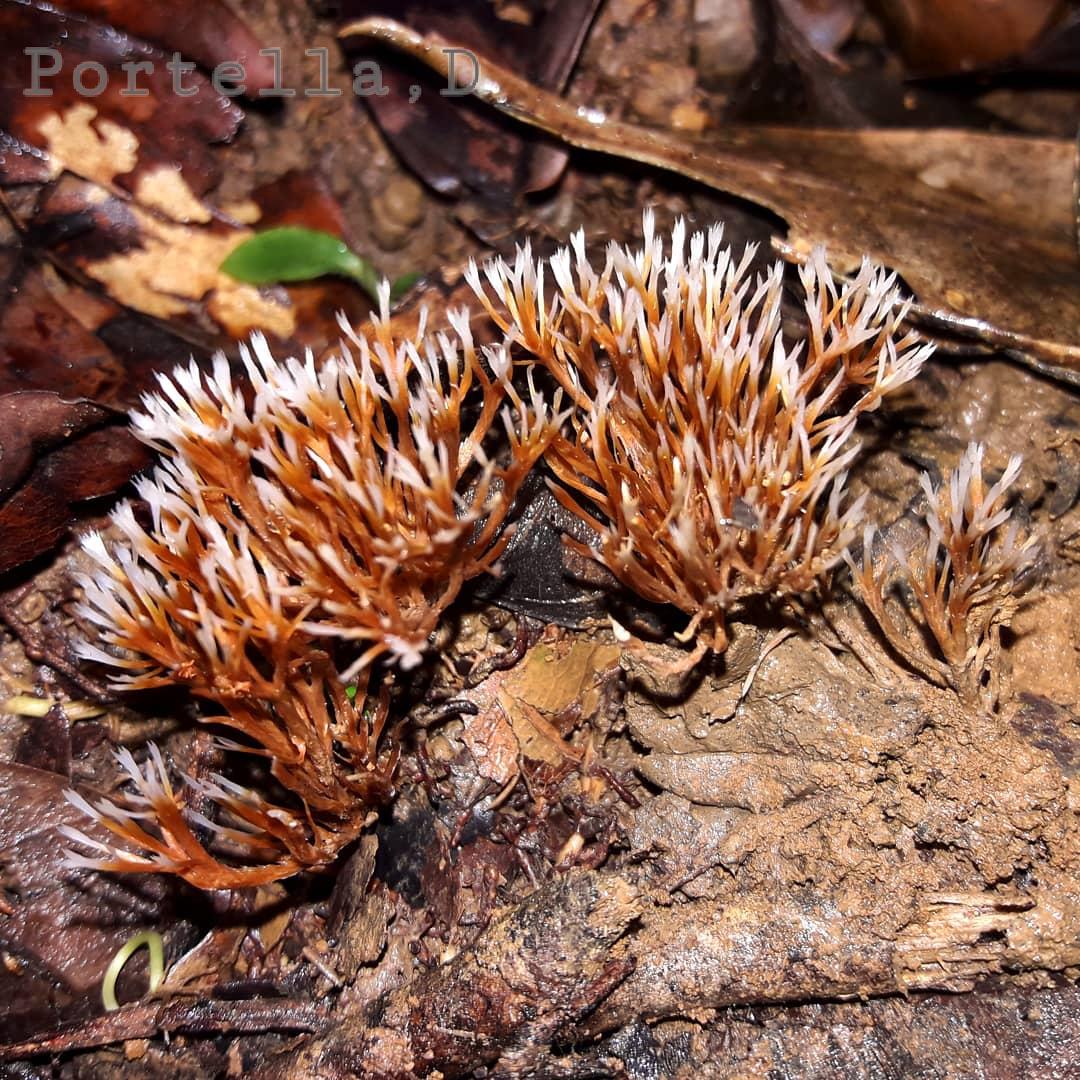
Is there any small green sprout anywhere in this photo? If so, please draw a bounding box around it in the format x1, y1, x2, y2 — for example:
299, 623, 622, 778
221, 227, 421, 304
102, 931, 165, 1011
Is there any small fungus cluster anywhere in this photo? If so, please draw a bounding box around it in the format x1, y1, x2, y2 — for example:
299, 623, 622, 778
850, 442, 1036, 709
61, 213, 1026, 888
65, 304, 562, 886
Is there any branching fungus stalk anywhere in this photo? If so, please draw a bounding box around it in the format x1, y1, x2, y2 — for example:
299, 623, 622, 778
849, 442, 1036, 708
467, 211, 933, 655
60, 672, 394, 888
64, 290, 563, 887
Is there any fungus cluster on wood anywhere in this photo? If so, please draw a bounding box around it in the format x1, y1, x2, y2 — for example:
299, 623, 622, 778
63, 214, 1021, 888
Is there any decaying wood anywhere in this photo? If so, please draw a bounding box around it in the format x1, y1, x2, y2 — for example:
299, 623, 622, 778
263, 870, 641, 1079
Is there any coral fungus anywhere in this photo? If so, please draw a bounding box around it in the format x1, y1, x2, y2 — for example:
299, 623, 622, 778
467, 212, 934, 654
64, 289, 562, 886
77, 295, 561, 681
60, 671, 394, 888
850, 442, 1036, 707
65, 214, 940, 888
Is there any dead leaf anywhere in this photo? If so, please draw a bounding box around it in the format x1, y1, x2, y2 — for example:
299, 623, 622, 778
84, 203, 292, 335
0, 265, 124, 400
0, 392, 151, 573
0, 393, 111, 499
0, 762, 186, 1039
501, 638, 621, 720
53, 0, 279, 93
341, 18, 1080, 381
338, 0, 601, 217
19, 174, 297, 340
0, 4, 389, 353
0, 258, 219, 409
0, 2, 244, 195
872, 0, 1062, 74
0, 2, 309, 346
494, 638, 621, 766
730, 0, 988, 128
460, 705, 519, 786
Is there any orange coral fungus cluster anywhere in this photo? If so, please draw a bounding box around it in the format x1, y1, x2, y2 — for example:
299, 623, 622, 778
67, 214, 938, 887
61, 673, 393, 888
66, 291, 562, 886
77, 305, 560, 681
850, 442, 1036, 707
468, 213, 933, 653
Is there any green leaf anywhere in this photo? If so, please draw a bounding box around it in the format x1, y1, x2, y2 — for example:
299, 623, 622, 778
221, 227, 382, 302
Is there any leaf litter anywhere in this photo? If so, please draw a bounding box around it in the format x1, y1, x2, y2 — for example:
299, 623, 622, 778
2, 1, 1080, 1076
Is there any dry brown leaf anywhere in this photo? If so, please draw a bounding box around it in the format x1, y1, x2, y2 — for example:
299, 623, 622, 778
460, 706, 519, 786
500, 639, 621, 719
81, 206, 294, 338
497, 695, 574, 767
343, 18, 1080, 382
494, 639, 620, 764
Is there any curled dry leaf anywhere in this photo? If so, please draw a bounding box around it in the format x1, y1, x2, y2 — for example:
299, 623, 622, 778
343, 18, 1080, 381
